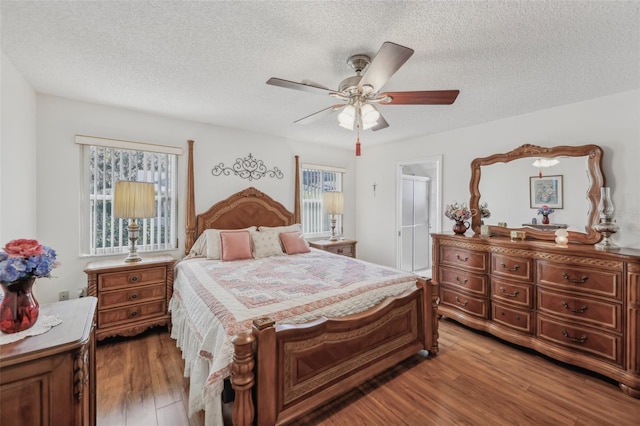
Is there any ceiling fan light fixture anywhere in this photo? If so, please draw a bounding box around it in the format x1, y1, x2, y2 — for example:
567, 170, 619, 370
338, 104, 356, 129
361, 103, 380, 126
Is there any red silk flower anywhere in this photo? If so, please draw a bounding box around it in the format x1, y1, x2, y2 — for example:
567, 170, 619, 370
4, 239, 45, 258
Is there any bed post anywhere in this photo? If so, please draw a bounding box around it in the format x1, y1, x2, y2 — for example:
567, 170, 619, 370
185, 140, 196, 255
253, 317, 277, 426
231, 333, 255, 426
294, 155, 301, 224
422, 277, 439, 354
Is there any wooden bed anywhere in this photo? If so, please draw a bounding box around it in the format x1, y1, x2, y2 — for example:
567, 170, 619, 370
180, 140, 439, 425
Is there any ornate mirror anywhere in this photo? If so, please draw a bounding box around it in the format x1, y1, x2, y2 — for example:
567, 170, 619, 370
469, 144, 604, 244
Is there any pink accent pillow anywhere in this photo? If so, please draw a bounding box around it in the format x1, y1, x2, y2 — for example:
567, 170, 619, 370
220, 231, 253, 261
279, 231, 310, 255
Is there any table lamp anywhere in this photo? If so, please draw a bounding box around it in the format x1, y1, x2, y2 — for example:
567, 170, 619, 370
114, 181, 155, 262
323, 191, 344, 241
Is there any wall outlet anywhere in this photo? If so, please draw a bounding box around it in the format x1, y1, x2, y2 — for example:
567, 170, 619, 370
78, 287, 87, 298
59, 290, 69, 301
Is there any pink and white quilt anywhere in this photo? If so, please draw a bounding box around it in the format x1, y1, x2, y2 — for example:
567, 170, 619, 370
169, 248, 418, 425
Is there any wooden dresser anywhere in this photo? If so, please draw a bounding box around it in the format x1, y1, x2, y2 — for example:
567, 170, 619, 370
0, 297, 97, 426
309, 239, 357, 258
433, 233, 640, 397
84, 254, 175, 341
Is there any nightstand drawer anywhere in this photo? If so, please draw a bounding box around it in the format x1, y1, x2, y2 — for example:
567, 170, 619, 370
325, 244, 354, 257
98, 299, 166, 328
98, 283, 166, 309
98, 266, 167, 291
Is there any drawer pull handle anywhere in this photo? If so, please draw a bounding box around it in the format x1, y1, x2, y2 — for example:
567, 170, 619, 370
454, 296, 468, 307
500, 262, 520, 272
129, 274, 140, 283
561, 301, 587, 313
455, 276, 468, 285
337, 248, 343, 253
561, 330, 587, 344
130, 310, 139, 318
500, 287, 520, 297
456, 254, 468, 262
130, 293, 139, 300
562, 273, 588, 284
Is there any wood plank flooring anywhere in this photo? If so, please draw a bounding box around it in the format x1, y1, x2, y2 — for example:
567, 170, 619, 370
96, 318, 640, 425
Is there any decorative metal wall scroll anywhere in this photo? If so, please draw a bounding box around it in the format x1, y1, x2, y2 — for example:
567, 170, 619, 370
211, 153, 284, 181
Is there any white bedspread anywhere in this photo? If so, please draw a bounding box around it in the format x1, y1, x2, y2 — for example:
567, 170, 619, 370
169, 248, 417, 425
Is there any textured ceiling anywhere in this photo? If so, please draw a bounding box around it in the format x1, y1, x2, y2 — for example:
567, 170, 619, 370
2, 1, 639, 150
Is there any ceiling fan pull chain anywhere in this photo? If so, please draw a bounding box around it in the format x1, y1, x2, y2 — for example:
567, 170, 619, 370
355, 126, 361, 157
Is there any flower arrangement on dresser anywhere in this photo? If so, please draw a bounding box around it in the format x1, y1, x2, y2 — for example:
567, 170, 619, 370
0, 239, 59, 333
537, 205, 555, 224
445, 202, 473, 235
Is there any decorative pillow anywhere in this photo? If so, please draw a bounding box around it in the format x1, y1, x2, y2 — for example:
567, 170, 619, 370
251, 230, 284, 258
220, 231, 253, 261
205, 226, 257, 259
258, 223, 302, 234
279, 231, 310, 255
189, 231, 209, 257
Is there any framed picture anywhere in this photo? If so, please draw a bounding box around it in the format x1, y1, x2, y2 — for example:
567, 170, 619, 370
530, 175, 563, 209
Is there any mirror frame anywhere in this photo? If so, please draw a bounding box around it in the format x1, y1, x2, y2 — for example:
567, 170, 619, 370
470, 144, 605, 244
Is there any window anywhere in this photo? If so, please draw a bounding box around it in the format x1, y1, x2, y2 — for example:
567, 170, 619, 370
77, 136, 181, 256
301, 163, 345, 238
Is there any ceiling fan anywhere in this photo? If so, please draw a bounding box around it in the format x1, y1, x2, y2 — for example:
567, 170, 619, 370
266, 41, 460, 135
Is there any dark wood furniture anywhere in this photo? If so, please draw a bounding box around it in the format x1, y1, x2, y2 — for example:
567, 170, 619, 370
309, 239, 357, 258
0, 297, 98, 426
84, 254, 174, 341
182, 141, 439, 426
433, 233, 640, 397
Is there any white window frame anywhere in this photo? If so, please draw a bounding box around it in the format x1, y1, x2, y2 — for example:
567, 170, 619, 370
301, 163, 345, 239
76, 135, 182, 256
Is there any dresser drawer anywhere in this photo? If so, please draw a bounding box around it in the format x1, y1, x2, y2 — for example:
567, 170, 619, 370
491, 254, 533, 282
537, 289, 622, 332
492, 303, 534, 334
440, 246, 488, 273
439, 267, 488, 296
537, 315, 622, 366
97, 299, 166, 328
98, 283, 166, 310
491, 277, 534, 308
98, 266, 167, 291
440, 287, 488, 318
537, 261, 622, 300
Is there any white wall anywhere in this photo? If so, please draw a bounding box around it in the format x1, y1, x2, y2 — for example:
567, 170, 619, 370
356, 90, 640, 267
1, 51, 37, 242
35, 94, 355, 304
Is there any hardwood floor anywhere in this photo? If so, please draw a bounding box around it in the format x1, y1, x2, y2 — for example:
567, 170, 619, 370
96, 318, 640, 425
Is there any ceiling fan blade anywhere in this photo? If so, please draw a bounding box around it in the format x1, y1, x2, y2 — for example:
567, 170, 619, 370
359, 42, 414, 92
294, 104, 344, 124
266, 77, 333, 96
380, 90, 460, 105
371, 112, 389, 131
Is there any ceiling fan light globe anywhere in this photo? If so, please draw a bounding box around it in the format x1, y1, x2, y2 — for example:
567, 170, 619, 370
361, 103, 380, 124
338, 121, 354, 130
361, 119, 378, 130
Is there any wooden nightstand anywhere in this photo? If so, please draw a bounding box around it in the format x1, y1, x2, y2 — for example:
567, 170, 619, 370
84, 254, 175, 341
1, 297, 97, 426
309, 239, 357, 258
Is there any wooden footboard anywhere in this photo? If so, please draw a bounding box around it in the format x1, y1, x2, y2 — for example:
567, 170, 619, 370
231, 278, 438, 425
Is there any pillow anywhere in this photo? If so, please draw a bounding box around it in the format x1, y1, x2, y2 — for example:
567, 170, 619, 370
258, 223, 302, 234
279, 231, 310, 255
220, 231, 253, 261
251, 230, 284, 258
189, 231, 209, 257
205, 226, 257, 259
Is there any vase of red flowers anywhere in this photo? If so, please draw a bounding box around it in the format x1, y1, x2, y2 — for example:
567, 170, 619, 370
0, 239, 58, 334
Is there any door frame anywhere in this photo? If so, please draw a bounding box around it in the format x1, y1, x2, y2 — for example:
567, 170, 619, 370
395, 155, 442, 273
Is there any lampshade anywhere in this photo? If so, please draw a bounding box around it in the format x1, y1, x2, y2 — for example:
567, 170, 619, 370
338, 105, 356, 130
360, 103, 380, 130
323, 191, 344, 215
114, 181, 156, 219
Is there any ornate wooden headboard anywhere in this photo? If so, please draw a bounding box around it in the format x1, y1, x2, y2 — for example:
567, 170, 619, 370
184, 140, 301, 254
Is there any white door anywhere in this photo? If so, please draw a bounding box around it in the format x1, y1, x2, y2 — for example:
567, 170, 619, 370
400, 175, 430, 273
